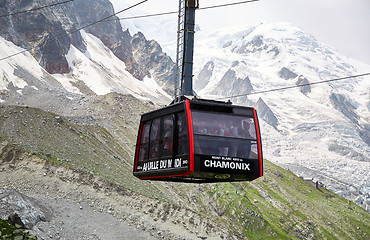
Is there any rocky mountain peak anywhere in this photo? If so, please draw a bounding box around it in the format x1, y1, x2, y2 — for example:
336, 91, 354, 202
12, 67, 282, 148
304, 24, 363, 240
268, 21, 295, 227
0, 0, 85, 74
130, 31, 176, 95
0, 0, 158, 80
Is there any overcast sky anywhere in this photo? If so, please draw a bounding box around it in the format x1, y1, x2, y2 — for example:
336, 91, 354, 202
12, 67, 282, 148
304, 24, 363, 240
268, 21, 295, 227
111, 0, 370, 65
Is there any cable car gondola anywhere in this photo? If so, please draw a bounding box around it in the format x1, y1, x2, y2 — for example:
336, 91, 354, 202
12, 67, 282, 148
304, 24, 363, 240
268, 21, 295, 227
133, 98, 263, 182
133, 0, 263, 182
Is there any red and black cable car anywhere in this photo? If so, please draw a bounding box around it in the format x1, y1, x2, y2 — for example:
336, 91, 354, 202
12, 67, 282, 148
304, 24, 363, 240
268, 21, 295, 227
133, 98, 263, 182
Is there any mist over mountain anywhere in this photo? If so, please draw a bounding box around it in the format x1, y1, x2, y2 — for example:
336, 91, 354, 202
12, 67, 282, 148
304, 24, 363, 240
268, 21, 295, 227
0, 0, 369, 239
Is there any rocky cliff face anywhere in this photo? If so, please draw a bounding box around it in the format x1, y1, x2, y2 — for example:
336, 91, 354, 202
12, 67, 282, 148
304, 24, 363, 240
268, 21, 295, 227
209, 62, 254, 98
255, 97, 278, 129
0, 0, 84, 74
130, 32, 176, 94
0, 0, 173, 83
72, 0, 149, 80
195, 61, 214, 90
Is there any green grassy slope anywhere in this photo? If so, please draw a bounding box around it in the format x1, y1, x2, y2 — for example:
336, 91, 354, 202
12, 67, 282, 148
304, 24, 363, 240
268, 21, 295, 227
1, 103, 369, 239
192, 161, 369, 239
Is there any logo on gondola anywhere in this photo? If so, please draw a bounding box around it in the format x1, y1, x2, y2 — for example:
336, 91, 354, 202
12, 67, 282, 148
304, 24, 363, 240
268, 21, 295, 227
204, 159, 250, 171
142, 158, 185, 171
203, 156, 251, 171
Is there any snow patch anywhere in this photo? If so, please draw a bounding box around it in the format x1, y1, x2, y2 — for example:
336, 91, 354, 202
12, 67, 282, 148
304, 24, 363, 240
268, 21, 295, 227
0, 36, 45, 91
53, 31, 171, 103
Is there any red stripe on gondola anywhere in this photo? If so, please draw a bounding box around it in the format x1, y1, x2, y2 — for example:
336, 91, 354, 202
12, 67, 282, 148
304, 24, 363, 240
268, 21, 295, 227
185, 100, 195, 173
253, 108, 263, 177
139, 171, 190, 180
134, 122, 143, 172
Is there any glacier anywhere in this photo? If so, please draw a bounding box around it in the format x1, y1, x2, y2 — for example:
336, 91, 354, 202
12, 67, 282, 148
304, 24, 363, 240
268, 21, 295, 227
191, 22, 370, 210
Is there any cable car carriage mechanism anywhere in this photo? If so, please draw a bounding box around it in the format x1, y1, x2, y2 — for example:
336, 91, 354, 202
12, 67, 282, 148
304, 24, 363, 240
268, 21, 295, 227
133, 0, 263, 182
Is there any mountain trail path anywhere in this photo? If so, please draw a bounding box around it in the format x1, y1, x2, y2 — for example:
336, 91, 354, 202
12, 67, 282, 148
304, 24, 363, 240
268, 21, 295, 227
0, 142, 226, 240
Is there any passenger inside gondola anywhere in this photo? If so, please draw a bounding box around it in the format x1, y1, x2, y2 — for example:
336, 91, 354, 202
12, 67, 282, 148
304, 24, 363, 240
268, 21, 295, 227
177, 113, 188, 155
163, 117, 173, 156
192, 111, 258, 159
150, 118, 160, 159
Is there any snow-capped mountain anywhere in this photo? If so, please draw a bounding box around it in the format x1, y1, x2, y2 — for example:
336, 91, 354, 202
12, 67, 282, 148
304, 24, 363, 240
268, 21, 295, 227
53, 30, 170, 101
0, 0, 172, 107
0, 32, 169, 103
191, 22, 370, 209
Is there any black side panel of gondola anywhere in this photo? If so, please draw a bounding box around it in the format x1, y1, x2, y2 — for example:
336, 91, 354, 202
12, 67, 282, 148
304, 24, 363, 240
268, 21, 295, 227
133, 101, 192, 179
233, 106, 255, 116
189, 99, 233, 113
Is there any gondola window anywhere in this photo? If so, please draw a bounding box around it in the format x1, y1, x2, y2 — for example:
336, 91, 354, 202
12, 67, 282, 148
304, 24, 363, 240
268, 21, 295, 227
192, 111, 258, 159
149, 118, 161, 160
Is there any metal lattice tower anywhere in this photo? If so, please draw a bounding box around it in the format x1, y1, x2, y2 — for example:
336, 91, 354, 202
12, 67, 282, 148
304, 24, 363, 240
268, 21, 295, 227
174, 0, 198, 101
